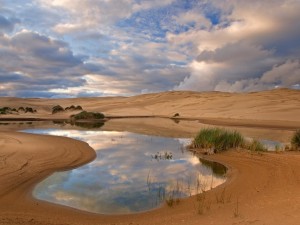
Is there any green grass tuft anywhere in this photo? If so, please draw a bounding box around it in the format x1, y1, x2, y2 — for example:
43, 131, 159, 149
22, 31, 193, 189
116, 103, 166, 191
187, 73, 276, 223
246, 139, 267, 152
291, 129, 300, 150
192, 128, 245, 153
192, 128, 268, 153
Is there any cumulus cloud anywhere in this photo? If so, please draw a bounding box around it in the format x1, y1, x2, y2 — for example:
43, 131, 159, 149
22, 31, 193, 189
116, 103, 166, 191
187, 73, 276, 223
0, 0, 299, 97
173, 0, 300, 92
0, 30, 86, 97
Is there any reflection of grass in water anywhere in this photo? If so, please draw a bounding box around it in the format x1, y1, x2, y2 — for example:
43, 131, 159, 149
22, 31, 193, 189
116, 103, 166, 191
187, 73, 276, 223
73, 122, 104, 129
146, 171, 212, 208
200, 158, 227, 177
65, 121, 105, 129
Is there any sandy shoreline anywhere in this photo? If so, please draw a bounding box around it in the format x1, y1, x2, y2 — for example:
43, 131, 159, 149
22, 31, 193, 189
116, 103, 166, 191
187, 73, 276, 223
1, 130, 300, 225
1, 89, 300, 225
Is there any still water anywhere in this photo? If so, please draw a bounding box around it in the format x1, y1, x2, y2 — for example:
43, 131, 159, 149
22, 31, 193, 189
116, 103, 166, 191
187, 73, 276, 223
24, 129, 226, 214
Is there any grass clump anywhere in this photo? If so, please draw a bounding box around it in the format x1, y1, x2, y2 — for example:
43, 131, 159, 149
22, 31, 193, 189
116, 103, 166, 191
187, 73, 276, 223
192, 128, 245, 153
191, 127, 268, 153
70, 111, 105, 120
246, 139, 267, 152
291, 130, 300, 150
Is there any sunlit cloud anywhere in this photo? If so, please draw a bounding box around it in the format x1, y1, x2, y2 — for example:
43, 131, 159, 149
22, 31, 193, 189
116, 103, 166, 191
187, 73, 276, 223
0, 0, 299, 97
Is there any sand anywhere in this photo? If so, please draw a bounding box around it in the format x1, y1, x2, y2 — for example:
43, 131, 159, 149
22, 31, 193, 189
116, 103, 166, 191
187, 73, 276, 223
0, 88, 300, 225
0, 88, 299, 126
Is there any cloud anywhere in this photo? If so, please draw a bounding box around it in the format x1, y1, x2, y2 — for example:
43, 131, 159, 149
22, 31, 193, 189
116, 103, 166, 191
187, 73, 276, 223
42, 0, 175, 34
172, 0, 300, 92
261, 60, 300, 87
0, 15, 19, 32
0, 30, 87, 97
0, 0, 299, 97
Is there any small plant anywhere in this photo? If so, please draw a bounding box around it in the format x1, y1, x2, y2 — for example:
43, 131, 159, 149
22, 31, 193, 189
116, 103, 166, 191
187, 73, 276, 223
291, 130, 300, 150
165, 195, 175, 207
75, 105, 83, 110
247, 139, 267, 152
0, 107, 11, 114
173, 113, 180, 117
233, 197, 240, 218
25, 107, 34, 113
195, 192, 211, 215
216, 187, 226, 204
52, 105, 64, 114
151, 151, 173, 161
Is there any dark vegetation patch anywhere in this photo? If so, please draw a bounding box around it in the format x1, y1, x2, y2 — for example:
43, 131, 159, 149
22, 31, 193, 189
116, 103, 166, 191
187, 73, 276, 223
291, 129, 300, 150
70, 111, 105, 120
52, 105, 83, 114
0, 106, 37, 114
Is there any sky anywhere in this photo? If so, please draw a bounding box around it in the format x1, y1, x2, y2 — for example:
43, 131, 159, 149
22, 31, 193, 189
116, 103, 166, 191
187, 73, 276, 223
0, 0, 299, 98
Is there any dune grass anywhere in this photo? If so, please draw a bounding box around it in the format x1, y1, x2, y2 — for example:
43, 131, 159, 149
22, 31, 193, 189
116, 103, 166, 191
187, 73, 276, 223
291, 129, 300, 150
245, 139, 267, 152
192, 128, 245, 153
192, 127, 267, 153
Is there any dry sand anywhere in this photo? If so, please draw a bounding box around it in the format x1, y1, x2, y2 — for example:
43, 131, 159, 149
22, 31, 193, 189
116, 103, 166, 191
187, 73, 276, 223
0, 88, 299, 126
0, 89, 300, 225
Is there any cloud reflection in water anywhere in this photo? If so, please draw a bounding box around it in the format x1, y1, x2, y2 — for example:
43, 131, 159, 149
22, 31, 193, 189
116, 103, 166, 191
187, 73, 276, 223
26, 129, 226, 214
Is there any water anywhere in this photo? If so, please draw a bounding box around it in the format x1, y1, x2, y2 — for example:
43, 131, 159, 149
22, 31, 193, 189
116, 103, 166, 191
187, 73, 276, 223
259, 139, 285, 151
24, 129, 226, 214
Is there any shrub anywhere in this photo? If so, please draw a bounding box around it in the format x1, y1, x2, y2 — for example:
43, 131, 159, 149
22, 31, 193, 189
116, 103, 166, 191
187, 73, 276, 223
70, 111, 105, 120
52, 105, 64, 114
18, 107, 25, 112
75, 105, 83, 110
25, 107, 34, 113
0, 107, 12, 114
173, 113, 180, 117
291, 130, 300, 150
192, 128, 245, 153
65, 105, 83, 111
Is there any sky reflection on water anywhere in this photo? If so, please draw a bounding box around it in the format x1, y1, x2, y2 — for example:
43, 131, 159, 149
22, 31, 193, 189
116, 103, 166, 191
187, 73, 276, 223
25, 129, 226, 214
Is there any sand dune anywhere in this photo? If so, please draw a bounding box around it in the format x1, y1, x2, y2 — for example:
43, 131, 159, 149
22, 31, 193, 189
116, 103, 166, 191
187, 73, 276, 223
0, 89, 299, 126
0, 89, 300, 225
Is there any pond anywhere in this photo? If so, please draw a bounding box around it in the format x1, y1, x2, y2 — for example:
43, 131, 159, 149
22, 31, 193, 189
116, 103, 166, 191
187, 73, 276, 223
24, 129, 227, 214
